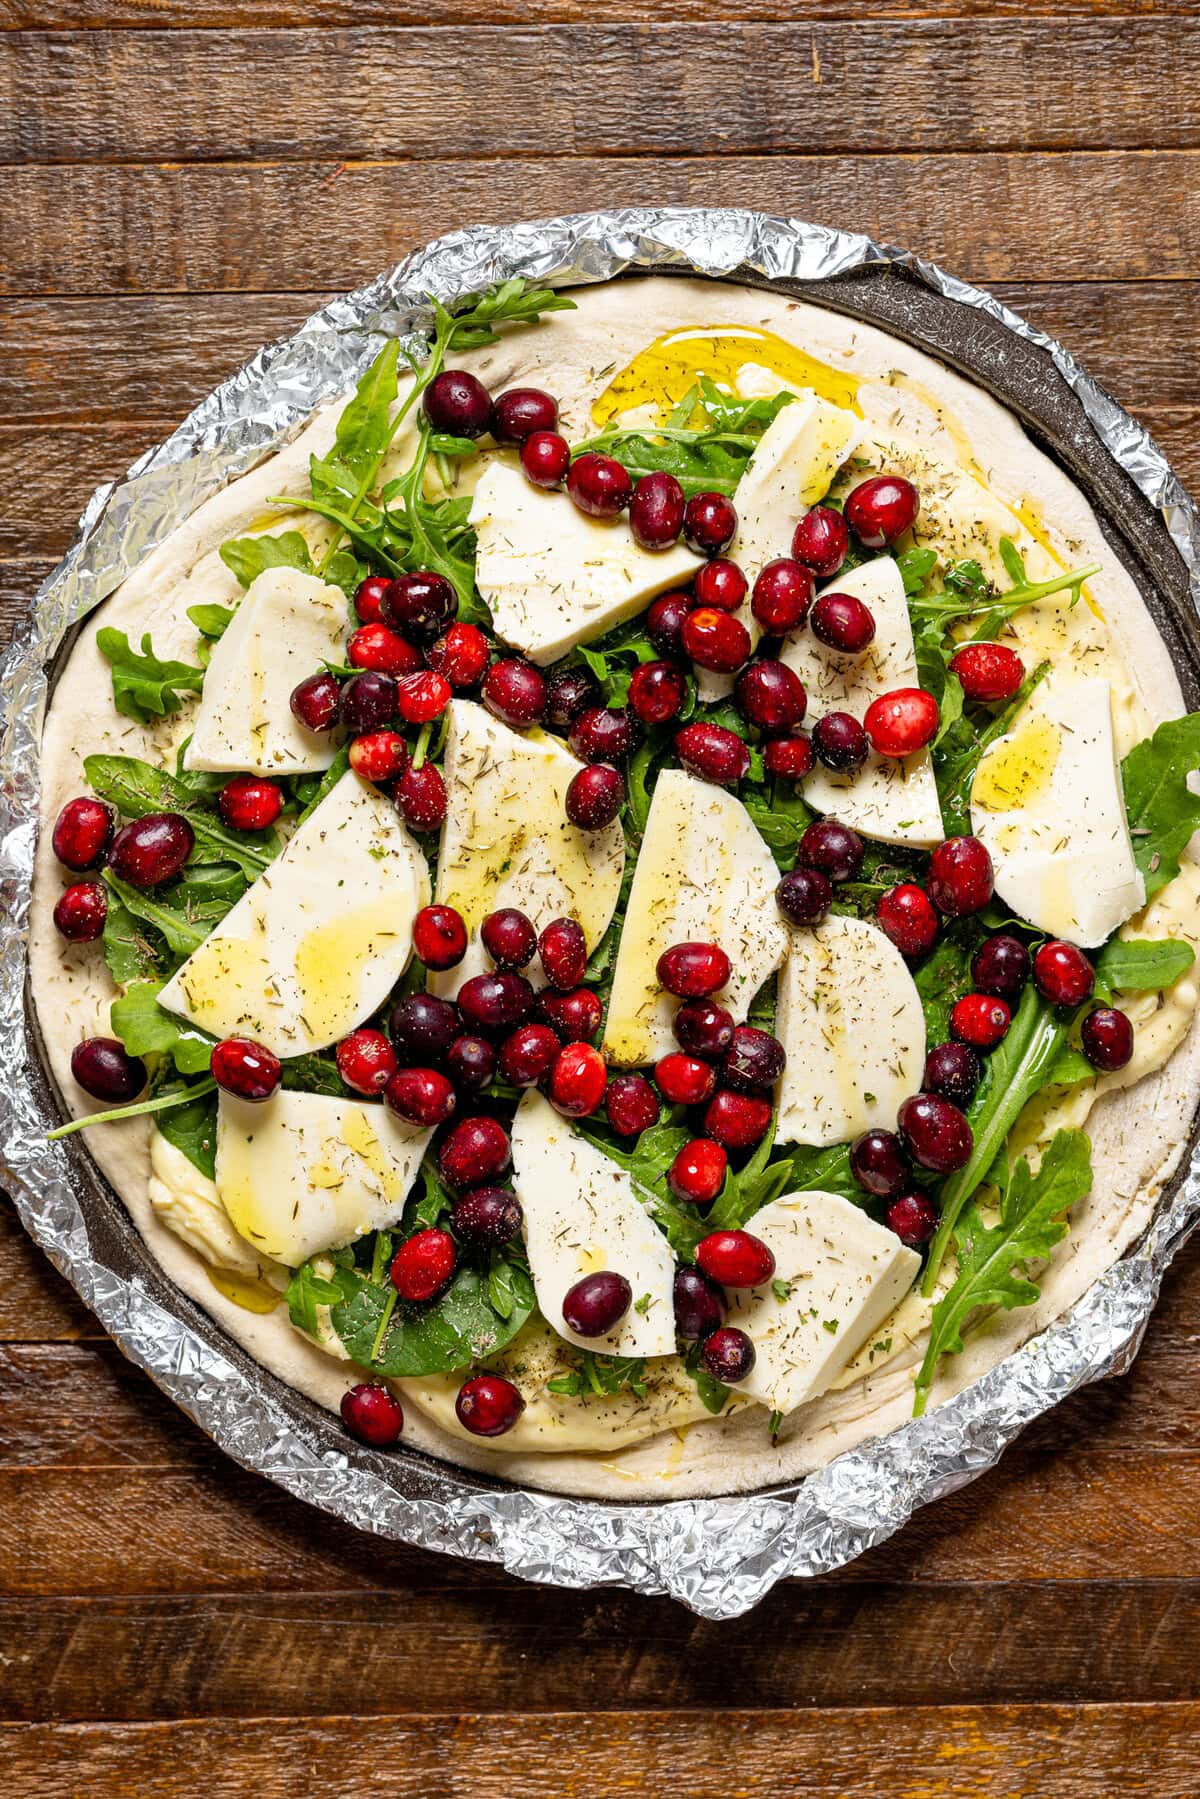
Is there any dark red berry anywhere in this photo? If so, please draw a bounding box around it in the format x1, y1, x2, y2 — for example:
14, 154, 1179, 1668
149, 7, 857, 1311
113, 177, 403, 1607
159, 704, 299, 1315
950, 641, 1026, 704
1081, 1006, 1135, 1072
763, 734, 813, 780
701, 1326, 756, 1383
439, 1115, 512, 1192
812, 711, 868, 773
539, 986, 602, 1043
390, 1227, 457, 1301
395, 761, 447, 832
1033, 940, 1095, 1008
568, 451, 632, 519
776, 865, 832, 926
864, 688, 940, 758
923, 1041, 982, 1109
384, 1066, 456, 1128
491, 386, 558, 444
897, 1092, 973, 1173
71, 1037, 147, 1104
290, 669, 342, 734
456, 1373, 525, 1437
845, 474, 920, 548
668, 1138, 728, 1205
722, 1025, 785, 1094
211, 1036, 281, 1102
752, 557, 814, 633
629, 470, 686, 550
673, 1265, 726, 1338
605, 1072, 660, 1138
348, 621, 422, 676
481, 906, 537, 972
336, 1027, 397, 1095
383, 572, 457, 646
811, 591, 876, 656
682, 606, 751, 674
391, 992, 460, 1063
353, 574, 390, 624
423, 368, 491, 438
339, 670, 396, 735
646, 591, 694, 661
446, 1034, 497, 1094
341, 1383, 404, 1447
482, 658, 547, 729
548, 1042, 607, 1117
458, 971, 534, 1036
927, 837, 994, 917
655, 1052, 717, 1107
538, 917, 587, 990
396, 669, 452, 725
697, 1228, 775, 1288
426, 621, 490, 689
735, 659, 806, 734
850, 1128, 909, 1199
971, 933, 1030, 1003
566, 763, 624, 829
792, 505, 850, 578
52, 796, 114, 871
450, 1185, 523, 1249
704, 1089, 773, 1150
568, 706, 639, 764
798, 818, 864, 883
950, 992, 1011, 1050
498, 1022, 560, 1087
107, 813, 194, 888
348, 730, 408, 784
544, 667, 599, 731
876, 884, 939, 958
694, 558, 748, 613
657, 941, 731, 1000
684, 491, 738, 556
674, 998, 734, 1059
521, 430, 571, 488
563, 1270, 632, 1337
674, 721, 750, 787
53, 880, 106, 942
627, 660, 687, 726
886, 1191, 940, 1248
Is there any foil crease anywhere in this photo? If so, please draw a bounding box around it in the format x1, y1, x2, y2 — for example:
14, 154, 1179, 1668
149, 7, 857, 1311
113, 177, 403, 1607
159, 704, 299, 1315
2, 208, 1199, 1621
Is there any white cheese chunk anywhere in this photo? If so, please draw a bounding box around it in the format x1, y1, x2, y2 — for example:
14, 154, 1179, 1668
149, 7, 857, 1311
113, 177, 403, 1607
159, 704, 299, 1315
775, 914, 926, 1147
970, 676, 1145, 947
603, 768, 788, 1066
725, 1189, 919, 1413
184, 566, 347, 774
510, 1091, 676, 1357
159, 770, 429, 1055
469, 461, 701, 664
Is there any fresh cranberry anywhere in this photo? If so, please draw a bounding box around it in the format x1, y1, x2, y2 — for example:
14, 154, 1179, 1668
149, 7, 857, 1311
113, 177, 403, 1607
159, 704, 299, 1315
413, 903, 468, 970
629, 471, 686, 549
340, 1383, 404, 1446
668, 1138, 728, 1205
291, 669, 342, 734
566, 763, 624, 829
384, 1066, 456, 1127
752, 558, 814, 633
568, 452, 632, 518
538, 917, 587, 990
426, 621, 490, 689
792, 505, 850, 577
336, 1027, 397, 1095
627, 661, 687, 726
439, 1115, 512, 1192
776, 865, 832, 926
722, 1026, 785, 1094
458, 971, 534, 1036
548, 1042, 607, 1117
647, 591, 694, 661
339, 670, 396, 736
481, 907, 537, 971
383, 572, 457, 645
923, 1041, 982, 1109
810, 592, 876, 655
390, 992, 460, 1063
971, 934, 1030, 1003
657, 941, 731, 1000
491, 385, 558, 443
812, 711, 869, 773
655, 1053, 717, 1107
395, 761, 447, 832
1081, 1006, 1135, 1072
845, 474, 920, 548
396, 670, 452, 725
850, 1128, 909, 1199
798, 818, 864, 883
53, 880, 107, 942
568, 706, 639, 764
886, 1191, 940, 1249
353, 574, 390, 624
674, 722, 750, 786
563, 1270, 632, 1336
52, 797, 114, 871
950, 641, 1026, 704
876, 884, 939, 958
498, 1022, 560, 1087
927, 837, 994, 916
521, 430, 571, 488
544, 667, 599, 731
704, 1089, 772, 1150
482, 657, 547, 728
701, 1326, 756, 1383
673, 1264, 727, 1337
864, 687, 940, 758
71, 1037, 147, 1104
446, 1034, 497, 1094
211, 1036, 281, 1102
605, 1073, 660, 1138
950, 992, 1012, 1050
456, 1373, 525, 1437
1033, 940, 1095, 1008
390, 1227, 457, 1301
348, 622, 423, 676
735, 659, 806, 734
763, 734, 813, 780
673, 998, 734, 1059
682, 606, 751, 673
684, 492, 738, 556
348, 730, 408, 784
697, 1228, 775, 1288
423, 368, 491, 438
897, 1092, 973, 1173
694, 558, 748, 613
107, 813, 194, 888
539, 986, 602, 1043
450, 1185, 523, 1249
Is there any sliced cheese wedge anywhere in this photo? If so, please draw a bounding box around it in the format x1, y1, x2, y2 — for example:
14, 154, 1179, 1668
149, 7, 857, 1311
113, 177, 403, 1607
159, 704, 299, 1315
775, 914, 926, 1147
216, 1089, 430, 1265
970, 676, 1145, 947
469, 460, 701, 664
430, 700, 625, 997
510, 1091, 676, 1357
159, 770, 429, 1055
603, 769, 788, 1066
781, 556, 944, 846
725, 1189, 919, 1413
184, 565, 347, 774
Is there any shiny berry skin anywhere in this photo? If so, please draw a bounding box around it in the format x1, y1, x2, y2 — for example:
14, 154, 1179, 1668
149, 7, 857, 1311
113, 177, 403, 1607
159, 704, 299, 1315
107, 813, 194, 888
390, 1227, 457, 1302
563, 1270, 632, 1337
412, 903, 468, 970
521, 430, 571, 488
339, 670, 396, 736
395, 761, 447, 832
548, 1042, 607, 1117
1081, 1006, 1135, 1072
458, 971, 534, 1036
538, 917, 587, 991
657, 941, 731, 1000
1033, 939, 1096, 1008
52, 797, 114, 871
544, 667, 599, 731
951, 993, 1012, 1050
566, 763, 625, 830
864, 687, 940, 758
792, 504, 850, 577
876, 883, 939, 958
390, 992, 460, 1063
684, 491, 738, 556
850, 1128, 909, 1200
426, 621, 490, 689
752, 557, 814, 633
810, 591, 876, 655
897, 1092, 973, 1174
844, 474, 920, 548
217, 775, 283, 834
336, 1028, 397, 1095
682, 606, 752, 674
446, 1034, 497, 1094
798, 818, 864, 883
776, 865, 832, 926
481, 907, 537, 971
674, 721, 750, 787
439, 1115, 512, 1192
348, 622, 423, 677
655, 1053, 717, 1107
722, 1026, 785, 1094
568, 451, 632, 518
491, 385, 558, 444
482, 657, 547, 728
694, 558, 748, 613
949, 641, 1026, 704
353, 574, 390, 624
396, 670, 452, 725
764, 734, 813, 780
735, 659, 806, 734
53, 880, 107, 942
211, 1036, 281, 1102
450, 1185, 523, 1250
701, 1326, 756, 1383
348, 730, 408, 784
673, 1265, 727, 1338
605, 1072, 660, 1138
886, 1191, 940, 1249
383, 571, 458, 645
340, 1383, 404, 1447
71, 1037, 147, 1104
539, 986, 602, 1043
384, 1066, 456, 1128
498, 1022, 560, 1087
673, 998, 734, 1059
456, 1373, 525, 1437
668, 1138, 728, 1205
423, 367, 491, 438
704, 1089, 773, 1151
697, 1228, 775, 1288
923, 1041, 982, 1109
627, 660, 687, 726
927, 836, 994, 917
290, 669, 342, 734
812, 711, 869, 773
646, 591, 694, 661
971, 933, 1030, 1003
569, 706, 639, 764
629, 470, 686, 550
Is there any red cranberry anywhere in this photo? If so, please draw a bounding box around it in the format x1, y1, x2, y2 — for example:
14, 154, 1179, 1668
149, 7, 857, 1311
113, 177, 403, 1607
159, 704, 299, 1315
423, 368, 491, 438
674, 721, 750, 787
694, 559, 748, 613
383, 571, 457, 645
673, 1265, 726, 1337
53, 880, 107, 942
877, 884, 939, 958
456, 1373, 525, 1437
950, 992, 1012, 1050
548, 1042, 607, 1117
491, 385, 558, 444
897, 1092, 973, 1173
752, 557, 814, 633
384, 1066, 456, 1128
521, 430, 571, 488
697, 1228, 775, 1288
336, 1027, 397, 1095
1081, 1006, 1135, 1072
568, 451, 632, 518
545, 667, 599, 731
426, 621, 490, 690
629, 471, 686, 550
458, 971, 534, 1036
735, 659, 806, 734
673, 998, 734, 1059
71, 1037, 147, 1104
481, 906, 537, 971
684, 491, 738, 556
704, 1089, 772, 1150
450, 1185, 523, 1249
701, 1326, 756, 1383
566, 764, 625, 829
886, 1191, 940, 1249
646, 591, 694, 661
811, 592, 876, 655
395, 761, 448, 834
211, 1036, 281, 1102
605, 1072, 660, 1138
792, 505, 850, 577
655, 1053, 717, 1107
971, 933, 1030, 1002
722, 1026, 785, 1094
390, 1227, 457, 1302
482, 658, 547, 728
390, 992, 460, 1063
668, 1138, 728, 1205
776, 866, 832, 926
657, 941, 731, 1000
950, 641, 1026, 704
348, 730, 408, 784
849, 1128, 909, 1199
764, 734, 813, 780
340, 1383, 404, 1447
569, 706, 639, 764
52, 797, 114, 871
628, 660, 687, 726
353, 574, 390, 624
291, 669, 342, 734
498, 1022, 560, 1087
218, 775, 282, 834
682, 606, 751, 674
339, 670, 396, 736
845, 474, 920, 548
563, 1270, 632, 1337
108, 813, 194, 888
348, 622, 422, 676
864, 687, 940, 758
812, 711, 868, 773
396, 670, 452, 725
923, 1041, 982, 1109
447, 1034, 497, 1094
413, 904, 468, 970
1033, 940, 1096, 1008
439, 1115, 512, 1191
539, 986, 602, 1043
538, 917, 587, 990
927, 837, 994, 917
798, 818, 864, 883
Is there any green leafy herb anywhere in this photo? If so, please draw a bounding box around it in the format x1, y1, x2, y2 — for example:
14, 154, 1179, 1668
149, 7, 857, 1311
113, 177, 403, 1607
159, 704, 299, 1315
686, 1355, 731, 1414
84, 753, 278, 879
218, 529, 314, 590
547, 1352, 649, 1400
1121, 712, 1200, 899
1047, 935, 1196, 1086
95, 629, 206, 725
295, 744, 350, 825
328, 1257, 534, 1377
285, 1254, 359, 1337
46, 1076, 217, 1143
572, 384, 794, 497
187, 603, 237, 641
934, 661, 1051, 835
110, 980, 214, 1074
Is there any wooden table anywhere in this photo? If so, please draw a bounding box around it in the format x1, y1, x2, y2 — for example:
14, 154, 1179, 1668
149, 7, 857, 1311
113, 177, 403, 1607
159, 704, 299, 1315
3, 6, 1199, 1793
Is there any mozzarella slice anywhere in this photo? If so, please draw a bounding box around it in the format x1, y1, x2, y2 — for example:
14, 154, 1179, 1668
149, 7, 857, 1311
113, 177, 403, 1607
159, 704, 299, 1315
725, 1189, 919, 1413
781, 556, 944, 846
775, 914, 926, 1147
216, 1089, 430, 1265
469, 461, 701, 664
510, 1091, 676, 1357
159, 771, 429, 1055
603, 768, 788, 1066
184, 566, 347, 774
970, 676, 1145, 947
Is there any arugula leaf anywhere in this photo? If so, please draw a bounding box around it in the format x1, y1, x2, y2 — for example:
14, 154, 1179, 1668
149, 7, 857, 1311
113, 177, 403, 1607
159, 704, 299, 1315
102, 872, 211, 960
547, 1351, 649, 1400
1095, 934, 1195, 996
84, 753, 277, 879
934, 661, 1051, 835
100, 885, 161, 986
330, 1258, 534, 1376
1121, 712, 1200, 898
285, 1255, 359, 1337
685, 1354, 731, 1414
575, 1116, 706, 1257
96, 629, 206, 725
218, 529, 314, 589
153, 1083, 219, 1180
572, 387, 794, 496
47, 1075, 217, 1146
742, 784, 813, 868
897, 545, 938, 596
187, 603, 236, 641
279, 1053, 347, 1098
913, 934, 976, 1044
110, 981, 214, 1074
311, 339, 401, 505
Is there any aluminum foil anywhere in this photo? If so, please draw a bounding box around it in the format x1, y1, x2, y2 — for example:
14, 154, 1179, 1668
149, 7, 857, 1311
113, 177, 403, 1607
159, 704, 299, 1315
3, 207, 1199, 1621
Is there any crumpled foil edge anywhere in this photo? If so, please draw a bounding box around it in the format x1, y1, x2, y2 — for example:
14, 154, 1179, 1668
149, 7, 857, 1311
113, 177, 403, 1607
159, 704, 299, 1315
2, 207, 1198, 1621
